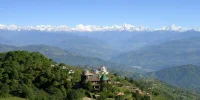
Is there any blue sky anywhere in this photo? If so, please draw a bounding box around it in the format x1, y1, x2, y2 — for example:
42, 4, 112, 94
0, 0, 199, 28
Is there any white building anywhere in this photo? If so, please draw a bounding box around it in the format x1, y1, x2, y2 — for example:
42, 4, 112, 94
68, 70, 75, 74
99, 65, 108, 74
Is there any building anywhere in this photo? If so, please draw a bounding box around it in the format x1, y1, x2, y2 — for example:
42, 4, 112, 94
68, 70, 75, 74
92, 69, 100, 74
84, 67, 110, 91
99, 65, 108, 74
85, 70, 101, 90
116, 92, 124, 96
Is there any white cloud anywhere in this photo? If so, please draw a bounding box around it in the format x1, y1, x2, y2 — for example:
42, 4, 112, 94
0, 24, 199, 32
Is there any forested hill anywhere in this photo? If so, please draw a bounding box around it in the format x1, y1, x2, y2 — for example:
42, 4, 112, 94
0, 51, 83, 99
0, 51, 200, 100
146, 64, 200, 92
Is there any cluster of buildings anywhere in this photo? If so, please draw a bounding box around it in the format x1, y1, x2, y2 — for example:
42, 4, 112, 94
57, 64, 151, 98
51, 64, 75, 74
84, 65, 110, 91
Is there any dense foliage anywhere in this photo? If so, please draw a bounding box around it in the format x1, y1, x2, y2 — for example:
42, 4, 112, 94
0, 51, 83, 100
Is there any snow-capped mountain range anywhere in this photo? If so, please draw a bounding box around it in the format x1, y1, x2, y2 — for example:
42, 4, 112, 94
0, 24, 199, 32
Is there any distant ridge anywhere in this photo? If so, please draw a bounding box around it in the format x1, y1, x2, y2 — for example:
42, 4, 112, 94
110, 36, 200, 70
147, 64, 200, 92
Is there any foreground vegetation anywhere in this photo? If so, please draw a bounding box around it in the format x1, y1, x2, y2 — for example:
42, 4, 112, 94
0, 51, 200, 100
0, 51, 83, 99
0, 97, 26, 100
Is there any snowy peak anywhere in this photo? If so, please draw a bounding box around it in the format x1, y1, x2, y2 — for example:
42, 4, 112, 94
0, 24, 199, 32
161, 24, 186, 32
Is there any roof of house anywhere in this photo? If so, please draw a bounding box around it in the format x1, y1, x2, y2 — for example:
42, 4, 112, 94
85, 70, 95, 76
101, 74, 108, 81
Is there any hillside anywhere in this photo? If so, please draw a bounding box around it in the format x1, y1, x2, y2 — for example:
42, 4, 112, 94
133, 78, 200, 100
146, 65, 200, 92
0, 51, 83, 100
0, 51, 199, 100
0, 44, 147, 74
110, 37, 200, 70
0, 43, 16, 52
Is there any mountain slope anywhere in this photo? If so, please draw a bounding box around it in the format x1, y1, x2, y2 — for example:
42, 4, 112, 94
1, 51, 199, 100
110, 37, 200, 70
0, 44, 147, 74
74, 30, 200, 52
0, 30, 119, 60
146, 65, 200, 92
1, 30, 200, 59
0, 36, 13, 45
0, 43, 16, 52
133, 78, 200, 100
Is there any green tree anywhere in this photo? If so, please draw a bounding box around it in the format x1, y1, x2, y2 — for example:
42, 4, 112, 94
66, 89, 85, 100
22, 84, 35, 100
115, 95, 126, 100
98, 94, 107, 100
83, 81, 93, 92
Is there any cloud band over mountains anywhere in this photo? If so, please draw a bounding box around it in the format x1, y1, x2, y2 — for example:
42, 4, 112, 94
0, 24, 199, 32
